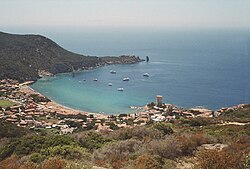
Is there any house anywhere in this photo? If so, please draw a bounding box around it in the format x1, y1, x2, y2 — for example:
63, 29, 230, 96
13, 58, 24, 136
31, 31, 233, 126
6, 118, 18, 123
18, 120, 28, 127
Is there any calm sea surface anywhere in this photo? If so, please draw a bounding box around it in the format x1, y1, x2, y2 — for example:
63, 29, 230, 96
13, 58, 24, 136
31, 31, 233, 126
31, 29, 250, 114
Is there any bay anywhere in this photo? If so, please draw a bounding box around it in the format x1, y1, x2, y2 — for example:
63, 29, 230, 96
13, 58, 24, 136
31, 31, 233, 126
31, 29, 250, 113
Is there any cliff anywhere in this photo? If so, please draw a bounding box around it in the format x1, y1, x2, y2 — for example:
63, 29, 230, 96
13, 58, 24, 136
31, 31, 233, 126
0, 32, 143, 82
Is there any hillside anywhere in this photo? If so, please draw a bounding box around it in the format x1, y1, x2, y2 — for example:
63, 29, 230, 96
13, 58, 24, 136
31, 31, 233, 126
0, 32, 142, 82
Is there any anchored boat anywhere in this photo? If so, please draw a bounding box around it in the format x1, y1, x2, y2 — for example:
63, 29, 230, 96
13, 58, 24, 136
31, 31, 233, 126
117, 88, 124, 91
123, 77, 130, 81
110, 70, 116, 74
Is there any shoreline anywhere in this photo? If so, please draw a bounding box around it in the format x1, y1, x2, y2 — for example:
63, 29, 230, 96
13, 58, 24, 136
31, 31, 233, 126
1, 79, 249, 132
20, 85, 110, 119
20, 80, 249, 120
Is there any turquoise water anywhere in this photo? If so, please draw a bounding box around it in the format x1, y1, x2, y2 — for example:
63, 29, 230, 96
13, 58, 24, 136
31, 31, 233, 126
31, 29, 250, 114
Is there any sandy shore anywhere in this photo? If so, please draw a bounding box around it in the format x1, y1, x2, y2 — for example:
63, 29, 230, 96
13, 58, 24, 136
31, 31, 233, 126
20, 85, 109, 119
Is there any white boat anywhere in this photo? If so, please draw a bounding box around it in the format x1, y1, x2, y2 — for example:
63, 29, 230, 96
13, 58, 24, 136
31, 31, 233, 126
110, 70, 116, 74
123, 77, 130, 81
143, 73, 149, 77
108, 83, 113, 86
117, 88, 124, 91
93, 78, 98, 81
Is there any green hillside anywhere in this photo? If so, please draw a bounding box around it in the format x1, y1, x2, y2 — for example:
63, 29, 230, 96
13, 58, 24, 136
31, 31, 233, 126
0, 32, 142, 82
0, 31, 101, 82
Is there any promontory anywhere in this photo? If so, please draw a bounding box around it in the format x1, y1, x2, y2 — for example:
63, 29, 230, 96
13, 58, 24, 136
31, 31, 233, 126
0, 31, 143, 82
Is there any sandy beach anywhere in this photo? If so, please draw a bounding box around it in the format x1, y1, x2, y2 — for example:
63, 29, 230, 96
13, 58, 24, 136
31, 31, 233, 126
20, 85, 109, 119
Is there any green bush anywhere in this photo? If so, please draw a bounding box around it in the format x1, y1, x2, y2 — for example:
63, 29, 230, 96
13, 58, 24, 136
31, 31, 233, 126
43, 135, 77, 148
40, 145, 88, 160
181, 117, 214, 126
109, 122, 119, 130
109, 126, 163, 141
15, 136, 46, 155
30, 153, 46, 163
0, 142, 17, 161
0, 119, 31, 138
153, 122, 174, 135
76, 132, 112, 151
0, 134, 78, 161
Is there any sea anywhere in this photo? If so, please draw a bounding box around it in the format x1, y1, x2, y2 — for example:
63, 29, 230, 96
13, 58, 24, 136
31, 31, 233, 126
30, 28, 250, 114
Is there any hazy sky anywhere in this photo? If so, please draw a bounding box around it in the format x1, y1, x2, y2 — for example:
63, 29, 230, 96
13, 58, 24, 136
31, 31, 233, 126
0, 0, 249, 30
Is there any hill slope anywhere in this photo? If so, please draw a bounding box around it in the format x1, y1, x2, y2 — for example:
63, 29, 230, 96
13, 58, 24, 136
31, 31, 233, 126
0, 32, 142, 82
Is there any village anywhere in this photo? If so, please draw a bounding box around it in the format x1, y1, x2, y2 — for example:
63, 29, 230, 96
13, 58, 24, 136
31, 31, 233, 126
0, 79, 243, 134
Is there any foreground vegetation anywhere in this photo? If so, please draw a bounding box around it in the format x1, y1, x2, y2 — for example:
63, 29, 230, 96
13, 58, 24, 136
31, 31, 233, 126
0, 115, 249, 169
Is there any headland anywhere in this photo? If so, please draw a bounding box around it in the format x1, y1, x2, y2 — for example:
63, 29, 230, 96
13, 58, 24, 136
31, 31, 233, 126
0, 31, 144, 82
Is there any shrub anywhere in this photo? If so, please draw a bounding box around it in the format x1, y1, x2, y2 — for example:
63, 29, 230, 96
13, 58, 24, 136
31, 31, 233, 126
0, 156, 36, 169
0, 119, 31, 138
131, 126, 163, 141
162, 159, 176, 169
0, 155, 19, 169
0, 138, 10, 150
109, 126, 164, 141
181, 117, 214, 126
43, 135, 77, 147
93, 139, 141, 169
0, 134, 78, 161
15, 135, 77, 156
42, 157, 66, 169
30, 153, 46, 163
0, 141, 18, 161
153, 122, 174, 135
177, 133, 209, 156
109, 127, 133, 140
40, 145, 90, 160
19, 162, 37, 169
195, 149, 246, 169
195, 137, 250, 169
14, 136, 46, 155
146, 136, 182, 159
75, 132, 112, 151
135, 154, 161, 169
